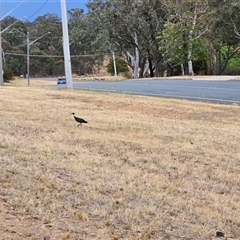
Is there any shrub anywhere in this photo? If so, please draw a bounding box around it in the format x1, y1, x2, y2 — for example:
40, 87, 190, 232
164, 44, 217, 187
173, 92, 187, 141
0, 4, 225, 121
3, 66, 14, 82
224, 57, 240, 75
107, 57, 130, 76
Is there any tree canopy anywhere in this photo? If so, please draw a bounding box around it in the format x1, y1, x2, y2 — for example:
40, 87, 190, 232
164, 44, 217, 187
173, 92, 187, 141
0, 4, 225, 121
1, 0, 240, 81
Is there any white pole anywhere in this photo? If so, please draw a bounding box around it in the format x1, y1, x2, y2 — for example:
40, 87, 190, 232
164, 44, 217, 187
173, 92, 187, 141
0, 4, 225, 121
27, 31, 50, 86
27, 31, 30, 86
60, 0, 73, 89
0, 0, 26, 21
0, 0, 26, 86
1, 20, 19, 34
0, 21, 18, 86
0, 22, 3, 86
112, 51, 117, 80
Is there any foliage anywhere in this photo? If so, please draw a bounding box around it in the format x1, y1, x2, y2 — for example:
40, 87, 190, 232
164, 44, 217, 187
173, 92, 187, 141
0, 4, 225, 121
3, 64, 14, 82
158, 20, 187, 64
224, 55, 240, 75
1, 0, 240, 78
208, 0, 240, 74
107, 57, 129, 76
157, 0, 209, 75
86, 0, 166, 77
3, 28, 25, 47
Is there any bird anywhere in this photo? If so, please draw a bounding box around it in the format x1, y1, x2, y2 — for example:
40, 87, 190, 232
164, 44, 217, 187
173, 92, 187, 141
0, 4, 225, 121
216, 231, 225, 237
70, 113, 88, 126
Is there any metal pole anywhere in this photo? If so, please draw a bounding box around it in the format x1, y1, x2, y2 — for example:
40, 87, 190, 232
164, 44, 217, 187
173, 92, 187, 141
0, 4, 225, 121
112, 51, 117, 79
0, 20, 25, 86
1, 20, 19, 34
26, 31, 50, 86
0, 22, 3, 86
27, 31, 30, 86
60, 0, 73, 89
0, 0, 26, 86
0, 0, 26, 21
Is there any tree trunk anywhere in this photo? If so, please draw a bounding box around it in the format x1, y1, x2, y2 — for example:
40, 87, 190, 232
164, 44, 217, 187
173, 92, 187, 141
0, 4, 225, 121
187, 3, 198, 76
167, 63, 174, 76
133, 32, 139, 79
148, 58, 154, 77
209, 48, 217, 75
181, 64, 185, 76
139, 58, 146, 78
154, 59, 160, 77
143, 60, 150, 77
188, 59, 194, 76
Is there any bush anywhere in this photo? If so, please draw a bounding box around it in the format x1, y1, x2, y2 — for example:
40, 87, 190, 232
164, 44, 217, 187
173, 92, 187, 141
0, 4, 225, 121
3, 67, 14, 82
107, 57, 130, 76
224, 57, 240, 75
224, 66, 240, 75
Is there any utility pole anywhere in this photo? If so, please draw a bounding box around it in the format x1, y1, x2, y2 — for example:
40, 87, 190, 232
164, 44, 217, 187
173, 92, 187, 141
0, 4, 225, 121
0, 0, 26, 86
1, 21, 20, 86
60, 0, 73, 89
27, 31, 30, 86
26, 31, 51, 86
112, 51, 117, 80
0, 22, 3, 86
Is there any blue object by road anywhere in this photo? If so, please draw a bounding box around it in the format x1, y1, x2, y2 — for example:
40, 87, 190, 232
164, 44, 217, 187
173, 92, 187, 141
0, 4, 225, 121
57, 78, 66, 84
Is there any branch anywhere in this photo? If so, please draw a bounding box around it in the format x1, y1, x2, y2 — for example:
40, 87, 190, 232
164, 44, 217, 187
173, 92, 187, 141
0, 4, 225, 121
232, 21, 240, 40
194, 28, 209, 40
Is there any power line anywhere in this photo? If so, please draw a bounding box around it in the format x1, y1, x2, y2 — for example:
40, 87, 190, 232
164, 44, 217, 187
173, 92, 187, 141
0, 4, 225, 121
4, 52, 110, 58
4, 0, 7, 17
25, 0, 49, 21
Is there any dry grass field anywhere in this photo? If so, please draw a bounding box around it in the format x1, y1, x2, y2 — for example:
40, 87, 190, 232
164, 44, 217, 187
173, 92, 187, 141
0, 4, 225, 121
0, 79, 240, 240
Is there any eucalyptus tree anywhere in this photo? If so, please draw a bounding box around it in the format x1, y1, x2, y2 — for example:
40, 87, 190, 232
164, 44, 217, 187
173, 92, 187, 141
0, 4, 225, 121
1, 16, 27, 77
208, 0, 240, 74
158, 0, 209, 76
68, 8, 108, 75
2, 33, 26, 77
86, 0, 166, 78
27, 14, 63, 76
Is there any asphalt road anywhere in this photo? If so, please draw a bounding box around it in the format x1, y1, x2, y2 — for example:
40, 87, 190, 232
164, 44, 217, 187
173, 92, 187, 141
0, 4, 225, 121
73, 79, 240, 104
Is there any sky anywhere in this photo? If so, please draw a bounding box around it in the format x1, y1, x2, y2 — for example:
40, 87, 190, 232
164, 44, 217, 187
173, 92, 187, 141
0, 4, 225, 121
0, 0, 88, 21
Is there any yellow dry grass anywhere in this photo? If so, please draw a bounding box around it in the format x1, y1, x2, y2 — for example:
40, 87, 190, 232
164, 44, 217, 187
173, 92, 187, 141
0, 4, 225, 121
4, 77, 55, 87
0, 79, 240, 239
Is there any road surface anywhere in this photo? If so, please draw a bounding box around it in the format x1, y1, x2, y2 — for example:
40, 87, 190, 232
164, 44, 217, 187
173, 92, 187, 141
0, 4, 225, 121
72, 79, 240, 105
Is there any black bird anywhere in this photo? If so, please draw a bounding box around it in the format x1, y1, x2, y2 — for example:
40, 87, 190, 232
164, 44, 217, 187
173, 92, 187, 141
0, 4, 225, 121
216, 231, 225, 237
70, 113, 88, 126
